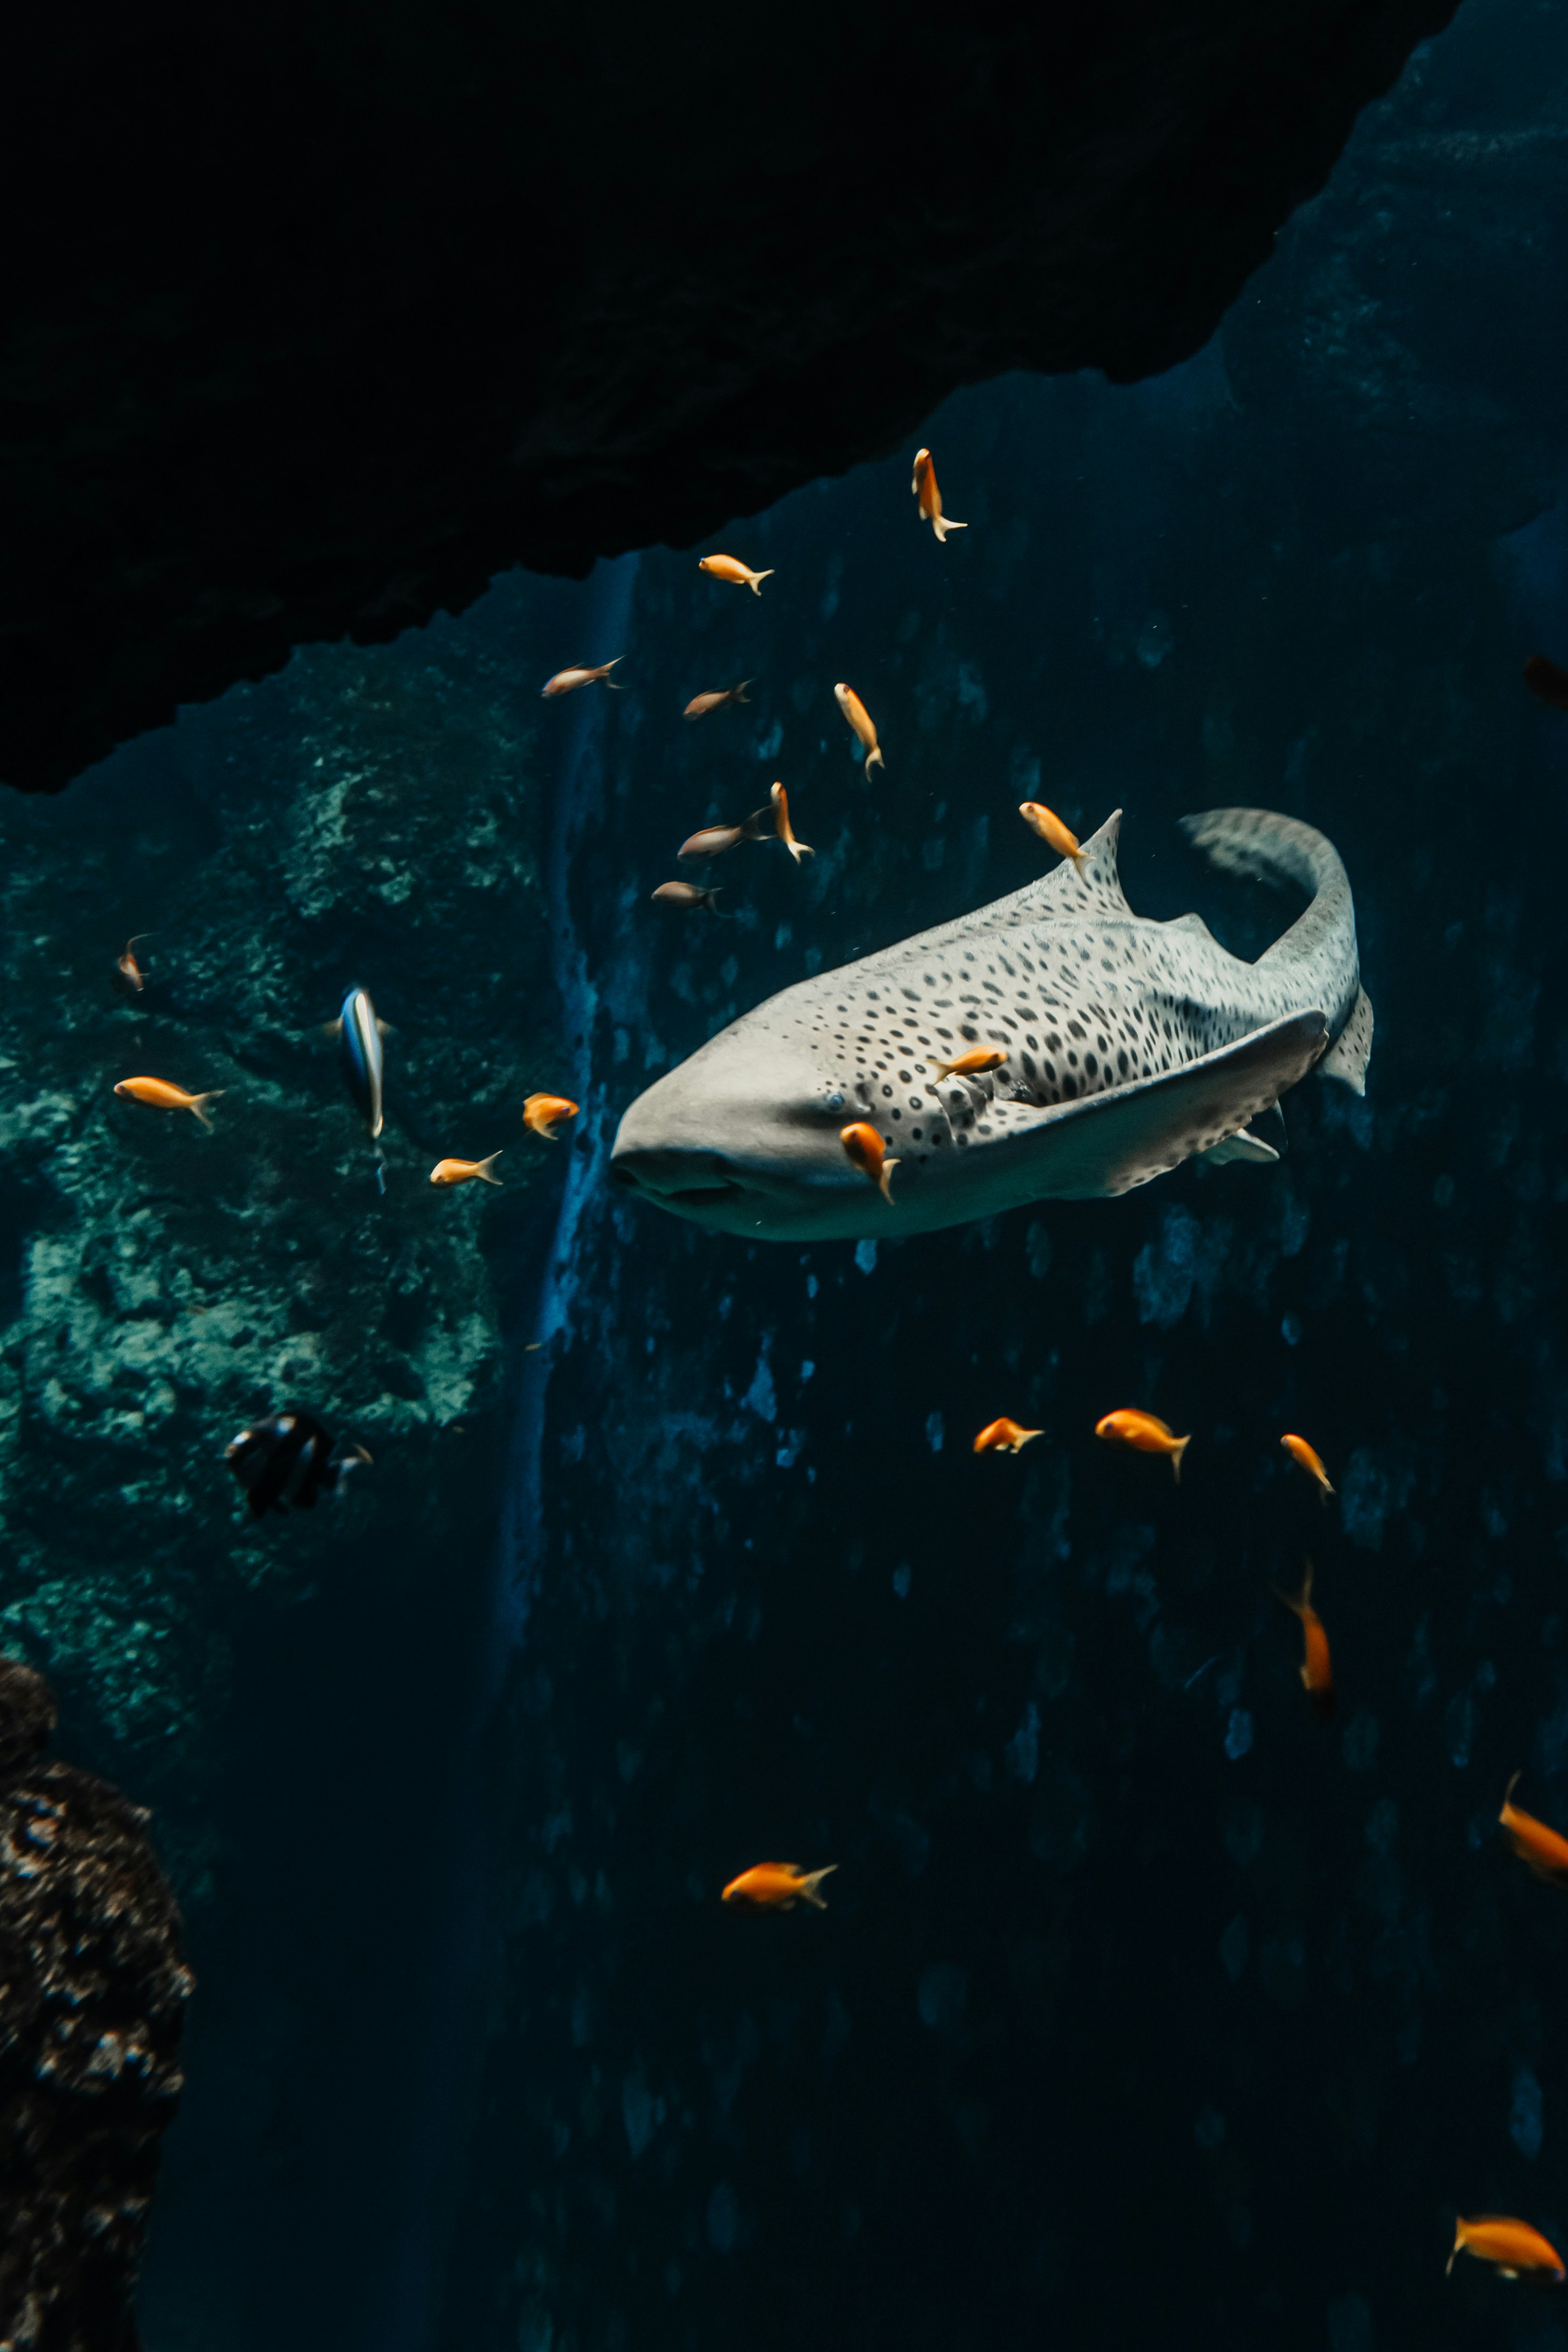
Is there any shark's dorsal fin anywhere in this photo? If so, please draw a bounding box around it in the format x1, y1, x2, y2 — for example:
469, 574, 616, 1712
1319, 985, 1373, 1095
1069, 808, 1132, 915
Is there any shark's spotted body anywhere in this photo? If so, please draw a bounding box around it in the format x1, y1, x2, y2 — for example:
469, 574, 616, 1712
611, 807, 1372, 1242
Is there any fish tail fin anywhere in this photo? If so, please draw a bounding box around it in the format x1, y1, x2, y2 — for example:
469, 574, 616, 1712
879, 1156, 900, 1203
789, 837, 815, 863
866, 747, 885, 777
930, 1057, 954, 1079
1070, 848, 1089, 876
748, 570, 775, 594
703, 888, 723, 913
1448, 2223, 1467, 2276
1505, 1770, 1522, 1808
476, 1152, 504, 1186
1319, 1475, 1336, 1500
934, 517, 967, 541
735, 679, 752, 702
798, 1866, 838, 1910
191, 1090, 225, 1131
321, 1018, 343, 1040
1171, 1434, 1190, 1484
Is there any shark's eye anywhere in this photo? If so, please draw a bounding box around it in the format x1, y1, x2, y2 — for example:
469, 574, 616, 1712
824, 1091, 845, 1111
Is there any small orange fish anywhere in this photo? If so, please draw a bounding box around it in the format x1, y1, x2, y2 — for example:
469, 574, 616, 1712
113, 934, 154, 994
721, 1862, 837, 1911
1281, 1433, 1335, 1499
430, 1153, 503, 1187
1274, 1560, 1335, 1717
1096, 1409, 1190, 1482
541, 659, 622, 698
931, 1048, 1007, 1081
1020, 803, 1086, 873
699, 554, 774, 595
973, 1417, 1043, 1456
522, 1093, 578, 1139
840, 1121, 897, 1203
834, 683, 884, 777
1523, 655, 1568, 713
771, 782, 813, 865
684, 680, 752, 719
1448, 2215, 1565, 2283
652, 880, 722, 911
113, 1075, 225, 1131
911, 447, 966, 542
1499, 1773, 1568, 1883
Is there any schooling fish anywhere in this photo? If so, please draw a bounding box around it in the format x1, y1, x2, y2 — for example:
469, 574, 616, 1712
523, 1093, 579, 1139
224, 1409, 371, 1519
113, 1075, 225, 1130
611, 806, 1369, 1244
326, 986, 389, 1138
721, 1862, 837, 1911
653, 881, 722, 913
430, 1153, 503, 1187
113, 935, 154, 994
1281, 1432, 1335, 1499
1275, 1559, 1335, 1716
973, 1417, 1043, 1456
932, 1048, 1008, 1081
1523, 655, 1568, 712
1499, 1773, 1568, 1883
1448, 2216, 1565, 2283
771, 782, 813, 865
679, 808, 773, 861
684, 681, 752, 720
912, 446, 966, 542
541, 659, 622, 698
834, 683, 884, 776
1020, 803, 1086, 874
699, 555, 774, 595
840, 1120, 897, 1202
1097, 1409, 1190, 1482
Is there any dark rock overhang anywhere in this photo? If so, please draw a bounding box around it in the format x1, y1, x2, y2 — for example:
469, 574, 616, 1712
1, 0, 1457, 791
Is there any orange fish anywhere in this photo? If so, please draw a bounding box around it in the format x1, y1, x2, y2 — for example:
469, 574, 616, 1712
771, 782, 813, 865
522, 1093, 578, 1139
699, 554, 774, 595
430, 1153, 503, 1187
1096, 1409, 1190, 1482
113, 934, 154, 994
541, 659, 622, 698
1499, 1773, 1568, 1883
1020, 802, 1086, 873
1523, 655, 1568, 713
1448, 2215, 1565, 2283
840, 1121, 897, 1203
973, 1417, 1043, 1456
113, 1075, 225, 1131
931, 1048, 1007, 1081
684, 680, 752, 719
721, 1862, 837, 1911
1274, 1560, 1335, 1717
834, 683, 884, 777
1281, 1432, 1335, 1499
911, 446, 966, 543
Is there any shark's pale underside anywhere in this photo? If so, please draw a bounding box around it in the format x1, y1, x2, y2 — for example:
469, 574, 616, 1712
610, 806, 1372, 1243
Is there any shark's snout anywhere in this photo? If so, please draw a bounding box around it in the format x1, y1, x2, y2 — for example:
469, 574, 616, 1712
608, 1143, 747, 1210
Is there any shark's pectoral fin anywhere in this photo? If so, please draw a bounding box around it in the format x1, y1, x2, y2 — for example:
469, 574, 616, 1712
1318, 986, 1373, 1095
1200, 1128, 1280, 1166
1027, 1012, 1327, 1199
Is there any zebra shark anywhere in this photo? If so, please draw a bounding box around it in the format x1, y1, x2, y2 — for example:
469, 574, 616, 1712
610, 805, 1372, 1243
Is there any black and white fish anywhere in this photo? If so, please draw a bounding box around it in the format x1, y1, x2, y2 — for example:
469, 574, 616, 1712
223, 1410, 371, 1518
611, 806, 1372, 1242
326, 986, 389, 1138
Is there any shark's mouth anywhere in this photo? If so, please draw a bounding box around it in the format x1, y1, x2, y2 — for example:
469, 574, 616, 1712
609, 1148, 751, 1211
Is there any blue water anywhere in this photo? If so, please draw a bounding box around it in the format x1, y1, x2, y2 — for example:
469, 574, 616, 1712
4, 0, 1568, 2341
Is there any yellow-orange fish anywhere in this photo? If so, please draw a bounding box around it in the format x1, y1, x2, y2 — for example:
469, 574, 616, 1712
429, 1153, 503, 1187
113, 1075, 225, 1131
1020, 802, 1086, 873
1281, 1432, 1335, 1499
931, 1048, 1007, 1081
1275, 1560, 1335, 1717
684, 680, 752, 719
523, 1093, 578, 1139
699, 554, 774, 595
113, 934, 154, 994
1095, 1409, 1190, 1483
1448, 2215, 1565, 2283
840, 1121, 897, 1203
835, 683, 884, 776
911, 446, 966, 542
771, 781, 813, 865
541, 659, 622, 698
1499, 1773, 1568, 1883
721, 1862, 837, 1911
973, 1417, 1043, 1456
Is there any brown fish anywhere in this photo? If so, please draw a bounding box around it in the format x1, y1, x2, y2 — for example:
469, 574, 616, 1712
1281, 1432, 1335, 1499
678, 808, 772, 861
770, 782, 813, 865
1499, 1772, 1568, 1883
652, 881, 722, 912
113, 934, 154, 994
1274, 1559, 1335, 1717
1524, 654, 1568, 711
721, 1862, 836, 1910
541, 659, 622, 698
684, 681, 752, 720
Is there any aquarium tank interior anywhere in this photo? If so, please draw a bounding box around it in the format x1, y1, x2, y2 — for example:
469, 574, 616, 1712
9, 0, 1568, 2344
